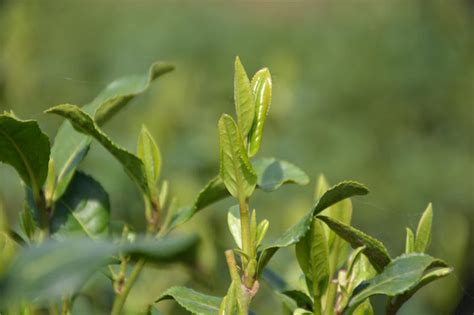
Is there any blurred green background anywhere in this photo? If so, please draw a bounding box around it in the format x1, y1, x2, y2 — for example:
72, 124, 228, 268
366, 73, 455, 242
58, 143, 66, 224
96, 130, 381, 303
0, 0, 473, 314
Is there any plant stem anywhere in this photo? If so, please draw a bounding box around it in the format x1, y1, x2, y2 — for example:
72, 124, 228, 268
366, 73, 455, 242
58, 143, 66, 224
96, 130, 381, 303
238, 197, 251, 263
61, 297, 71, 315
110, 258, 146, 315
324, 280, 338, 315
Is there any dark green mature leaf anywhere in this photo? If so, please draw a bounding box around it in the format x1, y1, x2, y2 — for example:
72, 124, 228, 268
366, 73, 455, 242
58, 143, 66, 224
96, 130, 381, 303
346, 254, 448, 314
414, 203, 433, 253
0, 235, 198, 305
50, 62, 173, 200
234, 57, 255, 138
137, 125, 162, 198
46, 104, 150, 197
0, 115, 50, 197
280, 290, 313, 311
252, 157, 309, 191
218, 114, 256, 198
248, 68, 272, 157
257, 181, 368, 276
51, 172, 110, 239
317, 215, 391, 272
157, 286, 222, 315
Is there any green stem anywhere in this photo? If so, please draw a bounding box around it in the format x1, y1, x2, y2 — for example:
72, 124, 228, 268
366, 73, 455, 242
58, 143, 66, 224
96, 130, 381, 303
61, 297, 71, 315
325, 280, 337, 315
110, 258, 146, 315
238, 197, 251, 262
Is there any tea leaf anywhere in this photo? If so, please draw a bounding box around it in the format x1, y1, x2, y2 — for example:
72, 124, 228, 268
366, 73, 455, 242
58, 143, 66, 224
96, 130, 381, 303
414, 203, 433, 253
280, 290, 313, 311
316, 215, 391, 272
0, 115, 50, 198
157, 286, 222, 315
248, 68, 272, 157
256, 219, 269, 247
346, 253, 448, 313
0, 235, 198, 305
352, 299, 374, 315
50, 62, 173, 200
50, 172, 110, 239
405, 228, 414, 254
228, 205, 242, 249
257, 181, 368, 275
234, 56, 255, 138
252, 157, 309, 191
46, 104, 150, 198
218, 114, 256, 198
137, 125, 162, 198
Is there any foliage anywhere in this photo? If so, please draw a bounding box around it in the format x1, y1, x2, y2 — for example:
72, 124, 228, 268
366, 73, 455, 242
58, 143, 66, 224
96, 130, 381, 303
0, 57, 452, 315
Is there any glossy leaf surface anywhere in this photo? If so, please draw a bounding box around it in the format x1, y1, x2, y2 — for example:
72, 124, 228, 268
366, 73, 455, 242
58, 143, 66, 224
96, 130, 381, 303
234, 57, 255, 138
248, 68, 272, 157
218, 114, 256, 198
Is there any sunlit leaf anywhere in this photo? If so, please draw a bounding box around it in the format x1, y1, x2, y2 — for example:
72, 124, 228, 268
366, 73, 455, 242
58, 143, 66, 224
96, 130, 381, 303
248, 68, 272, 157
414, 203, 433, 253
218, 114, 256, 198
46, 104, 150, 198
234, 56, 255, 138
137, 125, 162, 198
157, 286, 222, 315
50, 62, 173, 200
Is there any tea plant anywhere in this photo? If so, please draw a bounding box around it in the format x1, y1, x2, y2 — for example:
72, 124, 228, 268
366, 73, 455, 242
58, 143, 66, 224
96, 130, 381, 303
0, 58, 452, 315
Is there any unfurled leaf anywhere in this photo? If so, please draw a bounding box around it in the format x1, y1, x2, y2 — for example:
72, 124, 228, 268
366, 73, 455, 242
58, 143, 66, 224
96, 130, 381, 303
137, 125, 162, 198
257, 181, 368, 276
46, 104, 150, 197
228, 205, 242, 249
346, 254, 448, 313
317, 215, 391, 272
50, 172, 110, 239
50, 62, 173, 200
0, 235, 198, 305
157, 286, 222, 315
248, 68, 272, 157
414, 203, 433, 253
296, 219, 329, 313
280, 290, 313, 312
0, 115, 50, 198
234, 56, 255, 138
218, 114, 256, 198
219, 281, 239, 315
252, 157, 309, 191
405, 228, 414, 254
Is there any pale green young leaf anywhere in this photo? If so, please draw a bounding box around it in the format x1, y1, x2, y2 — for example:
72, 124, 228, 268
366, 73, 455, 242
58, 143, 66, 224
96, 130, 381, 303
234, 56, 255, 138
346, 253, 448, 313
157, 286, 222, 315
248, 68, 272, 157
308, 220, 329, 314
352, 299, 374, 315
405, 228, 414, 254
256, 219, 269, 247
252, 157, 309, 191
0, 115, 50, 198
316, 215, 391, 272
50, 62, 173, 200
137, 125, 162, 197
218, 114, 256, 198
414, 203, 433, 253
46, 104, 150, 198
50, 172, 110, 240
228, 205, 242, 249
